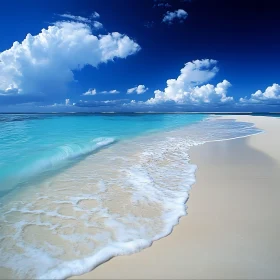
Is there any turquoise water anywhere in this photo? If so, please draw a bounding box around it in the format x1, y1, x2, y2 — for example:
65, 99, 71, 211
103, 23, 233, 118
0, 113, 263, 279
0, 113, 205, 194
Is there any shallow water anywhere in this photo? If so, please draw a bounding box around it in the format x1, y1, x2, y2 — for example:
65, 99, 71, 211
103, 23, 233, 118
0, 113, 205, 195
0, 115, 262, 279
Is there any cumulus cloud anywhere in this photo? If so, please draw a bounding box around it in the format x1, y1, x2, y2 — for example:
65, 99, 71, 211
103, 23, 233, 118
240, 83, 280, 104
163, 9, 188, 24
0, 20, 140, 101
147, 59, 233, 105
127, 85, 148, 94
83, 89, 97, 96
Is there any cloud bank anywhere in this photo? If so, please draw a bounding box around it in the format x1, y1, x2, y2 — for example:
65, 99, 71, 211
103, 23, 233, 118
147, 59, 233, 105
240, 83, 280, 104
0, 18, 140, 101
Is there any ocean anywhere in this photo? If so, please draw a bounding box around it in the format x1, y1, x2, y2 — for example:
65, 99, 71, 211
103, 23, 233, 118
0, 113, 262, 279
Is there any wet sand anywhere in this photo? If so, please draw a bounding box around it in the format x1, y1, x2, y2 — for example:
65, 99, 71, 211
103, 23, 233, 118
72, 115, 280, 279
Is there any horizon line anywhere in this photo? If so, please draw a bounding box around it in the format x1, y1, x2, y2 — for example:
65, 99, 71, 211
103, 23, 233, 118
0, 112, 280, 115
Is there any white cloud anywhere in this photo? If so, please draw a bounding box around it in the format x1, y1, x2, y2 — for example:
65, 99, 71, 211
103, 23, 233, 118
58, 14, 91, 23
163, 9, 188, 24
58, 12, 100, 23
83, 89, 119, 95
240, 83, 280, 104
58, 13, 102, 29
127, 85, 148, 94
92, 21, 103, 29
0, 20, 140, 98
109, 89, 119, 94
75, 99, 128, 108
147, 59, 233, 105
159, 3, 172, 7
83, 89, 97, 96
154, 2, 172, 8
49, 99, 74, 107
100, 89, 120, 94
91, 12, 100, 19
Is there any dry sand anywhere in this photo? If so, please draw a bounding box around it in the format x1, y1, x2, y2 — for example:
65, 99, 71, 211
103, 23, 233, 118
72, 115, 280, 279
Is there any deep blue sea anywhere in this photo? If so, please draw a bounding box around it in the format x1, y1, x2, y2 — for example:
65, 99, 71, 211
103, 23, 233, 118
0, 113, 262, 279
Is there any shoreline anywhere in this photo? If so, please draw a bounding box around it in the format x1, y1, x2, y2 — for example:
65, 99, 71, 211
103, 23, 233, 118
72, 115, 280, 279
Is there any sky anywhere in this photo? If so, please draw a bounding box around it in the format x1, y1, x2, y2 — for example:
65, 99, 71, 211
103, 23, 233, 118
0, 0, 279, 112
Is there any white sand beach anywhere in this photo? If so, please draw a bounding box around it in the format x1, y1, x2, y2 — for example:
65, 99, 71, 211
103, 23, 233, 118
72, 115, 280, 279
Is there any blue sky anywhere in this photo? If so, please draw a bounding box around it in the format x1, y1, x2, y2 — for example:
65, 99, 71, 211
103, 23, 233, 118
0, 0, 279, 112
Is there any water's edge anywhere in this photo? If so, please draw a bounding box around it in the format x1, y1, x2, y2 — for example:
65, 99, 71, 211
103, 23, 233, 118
0, 116, 263, 280
64, 117, 264, 280
51, 118, 262, 280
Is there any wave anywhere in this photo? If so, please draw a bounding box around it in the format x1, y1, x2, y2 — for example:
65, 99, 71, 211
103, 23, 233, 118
3, 137, 116, 191
33, 137, 116, 168
0, 118, 263, 279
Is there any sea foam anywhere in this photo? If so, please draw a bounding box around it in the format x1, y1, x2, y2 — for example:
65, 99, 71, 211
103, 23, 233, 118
0, 117, 262, 279
1, 137, 116, 192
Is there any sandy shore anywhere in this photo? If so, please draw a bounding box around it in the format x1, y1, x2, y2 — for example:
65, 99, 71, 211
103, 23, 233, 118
72, 115, 280, 279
